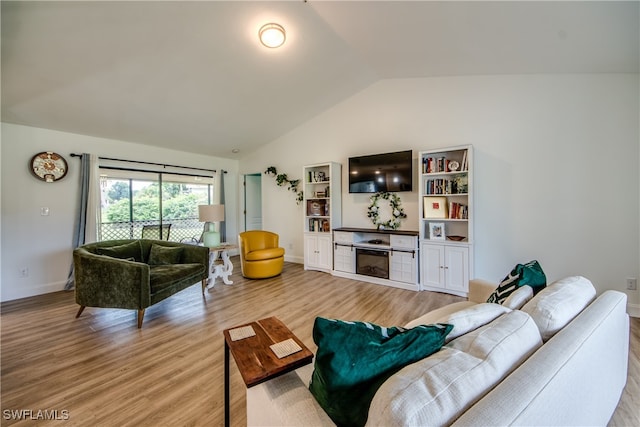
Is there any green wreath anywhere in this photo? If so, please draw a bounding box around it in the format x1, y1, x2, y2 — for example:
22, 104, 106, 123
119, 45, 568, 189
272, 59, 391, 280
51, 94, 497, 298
367, 192, 407, 230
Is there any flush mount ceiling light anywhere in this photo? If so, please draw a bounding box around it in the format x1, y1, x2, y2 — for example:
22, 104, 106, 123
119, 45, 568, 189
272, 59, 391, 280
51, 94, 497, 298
259, 23, 286, 48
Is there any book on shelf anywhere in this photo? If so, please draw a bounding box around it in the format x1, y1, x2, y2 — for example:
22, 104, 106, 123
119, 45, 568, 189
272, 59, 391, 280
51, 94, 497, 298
314, 186, 330, 198
308, 170, 327, 183
448, 202, 468, 219
422, 157, 449, 174
423, 154, 469, 174
425, 178, 466, 195
308, 218, 330, 232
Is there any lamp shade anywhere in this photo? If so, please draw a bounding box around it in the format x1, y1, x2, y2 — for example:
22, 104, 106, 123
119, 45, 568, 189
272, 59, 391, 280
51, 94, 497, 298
198, 205, 225, 222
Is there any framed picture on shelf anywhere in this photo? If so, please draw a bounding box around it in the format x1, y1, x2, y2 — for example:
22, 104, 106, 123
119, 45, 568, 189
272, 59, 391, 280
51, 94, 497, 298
424, 196, 448, 218
429, 222, 446, 240
307, 200, 325, 216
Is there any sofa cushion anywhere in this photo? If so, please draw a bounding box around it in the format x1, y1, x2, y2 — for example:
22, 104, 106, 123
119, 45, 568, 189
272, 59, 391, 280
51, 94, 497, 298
95, 240, 143, 262
487, 260, 546, 304
245, 247, 285, 261
309, 317, 453, 427
404, 301, 477, 329
148, 243, 183, 265
150, 263, 205, 293
439, 303, 513, 343
521, 276, 596, 342
367, 310, 542, 427
406, 302, 511, 343
502, 285, 534, 310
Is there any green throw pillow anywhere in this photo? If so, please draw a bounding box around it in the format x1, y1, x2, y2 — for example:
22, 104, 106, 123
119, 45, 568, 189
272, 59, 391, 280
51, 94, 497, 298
309, 317, 453, 427
487, 260, 546, 305
148, 244, 183, 265
96, 241, 143, 262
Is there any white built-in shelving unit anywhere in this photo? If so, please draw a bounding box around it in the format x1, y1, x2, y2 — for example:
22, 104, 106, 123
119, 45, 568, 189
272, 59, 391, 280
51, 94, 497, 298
303, 162, 341, 272
418, 145, 474, 296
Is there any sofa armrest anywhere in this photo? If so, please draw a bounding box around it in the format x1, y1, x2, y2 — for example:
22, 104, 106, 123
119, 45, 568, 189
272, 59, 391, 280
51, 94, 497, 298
468, 278, 497, 303
73, 248, 151, 310
452, 291, 629, 427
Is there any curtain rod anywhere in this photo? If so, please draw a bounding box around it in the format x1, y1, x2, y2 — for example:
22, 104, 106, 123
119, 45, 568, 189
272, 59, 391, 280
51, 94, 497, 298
98, 165, 216, 179
69, 153, 225, 174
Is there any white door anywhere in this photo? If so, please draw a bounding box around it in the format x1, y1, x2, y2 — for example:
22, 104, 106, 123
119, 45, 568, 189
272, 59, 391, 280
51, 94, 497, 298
244, 174, 262, 231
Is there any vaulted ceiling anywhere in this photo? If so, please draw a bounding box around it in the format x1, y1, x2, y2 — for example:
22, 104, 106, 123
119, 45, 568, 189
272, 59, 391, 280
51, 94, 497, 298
2, 1, 638, 159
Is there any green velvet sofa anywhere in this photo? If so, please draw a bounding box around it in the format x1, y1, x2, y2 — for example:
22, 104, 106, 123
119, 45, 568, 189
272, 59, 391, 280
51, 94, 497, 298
73, 239, 209, 328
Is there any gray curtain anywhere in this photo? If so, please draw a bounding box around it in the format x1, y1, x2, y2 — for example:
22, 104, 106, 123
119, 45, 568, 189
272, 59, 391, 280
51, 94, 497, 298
219, 170, 226, 242
65, 153, 91, 290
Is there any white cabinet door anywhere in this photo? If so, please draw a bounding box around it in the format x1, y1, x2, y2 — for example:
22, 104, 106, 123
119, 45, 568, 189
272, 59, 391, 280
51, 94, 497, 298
390, 250, 417, 284
421, 243, 445, 289
444, 245, 469, 292
421, 243, 469, 293
304, 235, 318, 269
316, 234, 333, 271
305, 234, 333, 272
334, 244, 355, 273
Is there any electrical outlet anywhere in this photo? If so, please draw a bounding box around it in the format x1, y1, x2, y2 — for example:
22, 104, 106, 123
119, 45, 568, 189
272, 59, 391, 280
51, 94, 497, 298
626, 277, 637, 291
19, 267, 29, 278
288, 243, 293, 250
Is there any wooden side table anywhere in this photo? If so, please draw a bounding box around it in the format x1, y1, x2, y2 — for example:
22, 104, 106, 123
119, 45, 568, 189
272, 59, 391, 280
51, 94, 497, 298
223, 317, 314, 427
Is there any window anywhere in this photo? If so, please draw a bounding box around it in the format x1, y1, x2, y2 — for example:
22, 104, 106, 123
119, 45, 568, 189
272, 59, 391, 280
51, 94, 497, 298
99, 169, 214, 242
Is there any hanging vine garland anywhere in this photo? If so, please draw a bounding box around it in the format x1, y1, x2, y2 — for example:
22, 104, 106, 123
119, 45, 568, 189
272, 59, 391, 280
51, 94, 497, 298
264, 166, 303, 204
367, 192, 407, 230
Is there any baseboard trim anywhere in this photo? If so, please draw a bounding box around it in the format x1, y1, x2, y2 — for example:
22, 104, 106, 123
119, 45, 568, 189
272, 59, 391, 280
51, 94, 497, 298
627, 303, 640, 318
284, 255, 303, 264
1, 280, 67, 303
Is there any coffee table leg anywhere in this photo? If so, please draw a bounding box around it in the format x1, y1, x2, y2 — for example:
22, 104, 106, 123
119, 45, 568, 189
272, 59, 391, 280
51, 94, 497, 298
224, 340, 230, 427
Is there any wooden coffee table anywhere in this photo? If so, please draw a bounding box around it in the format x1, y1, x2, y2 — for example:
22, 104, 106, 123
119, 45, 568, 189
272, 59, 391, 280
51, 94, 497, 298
223, 317, 314, 427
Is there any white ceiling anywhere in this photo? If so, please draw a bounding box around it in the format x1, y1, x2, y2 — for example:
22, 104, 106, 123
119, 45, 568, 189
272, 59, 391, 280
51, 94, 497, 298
2, 1, 638, 159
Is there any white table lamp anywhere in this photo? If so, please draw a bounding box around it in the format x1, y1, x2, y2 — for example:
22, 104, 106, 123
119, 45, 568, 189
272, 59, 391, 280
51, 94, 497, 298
199, 204, 225, 247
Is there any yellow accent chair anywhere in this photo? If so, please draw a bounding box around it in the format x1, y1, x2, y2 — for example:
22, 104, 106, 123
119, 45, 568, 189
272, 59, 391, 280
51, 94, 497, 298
238, 230, 285, 279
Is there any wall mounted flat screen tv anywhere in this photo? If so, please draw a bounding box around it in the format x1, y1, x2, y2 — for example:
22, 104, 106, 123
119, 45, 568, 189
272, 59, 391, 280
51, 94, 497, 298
348, 150, 413, 193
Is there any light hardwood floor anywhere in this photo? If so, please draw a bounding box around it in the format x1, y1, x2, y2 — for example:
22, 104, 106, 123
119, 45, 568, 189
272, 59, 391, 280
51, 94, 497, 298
1, 260, 638, 426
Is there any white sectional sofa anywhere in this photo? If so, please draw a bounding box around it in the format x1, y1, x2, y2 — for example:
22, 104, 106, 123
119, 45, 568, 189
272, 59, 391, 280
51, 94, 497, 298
247, 276, 629, 426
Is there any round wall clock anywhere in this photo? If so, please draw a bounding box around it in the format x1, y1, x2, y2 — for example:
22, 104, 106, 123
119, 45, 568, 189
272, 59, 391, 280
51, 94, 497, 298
30, 151, 68, 182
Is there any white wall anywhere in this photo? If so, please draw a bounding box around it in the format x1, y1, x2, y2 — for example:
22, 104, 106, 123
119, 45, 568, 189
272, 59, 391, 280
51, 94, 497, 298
240, 74, 640, 310
3, 74, 638, 311
0, 123, 239, 301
